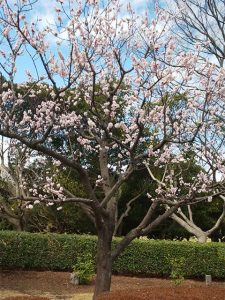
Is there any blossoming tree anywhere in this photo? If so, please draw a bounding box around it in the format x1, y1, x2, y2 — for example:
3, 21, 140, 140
0, 0, 225, 298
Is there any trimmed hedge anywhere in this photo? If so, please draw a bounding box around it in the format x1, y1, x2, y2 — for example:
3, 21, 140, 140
0, 231, 97, 270
113, 238, 225, 278
0, 231, 225, 278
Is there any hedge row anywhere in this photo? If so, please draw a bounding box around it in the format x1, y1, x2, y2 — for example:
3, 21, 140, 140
0, 231, 225, 278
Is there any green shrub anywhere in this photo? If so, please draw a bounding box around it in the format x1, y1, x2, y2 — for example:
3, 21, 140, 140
72, 252, 95, 284
168, 257, 185, 285
0, 231, 225, 279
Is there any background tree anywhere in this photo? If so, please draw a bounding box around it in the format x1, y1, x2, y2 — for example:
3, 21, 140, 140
166, 0, 225, 67
170, 196, 225, 243
0, 138, 33, 231
165, 0, 225, 237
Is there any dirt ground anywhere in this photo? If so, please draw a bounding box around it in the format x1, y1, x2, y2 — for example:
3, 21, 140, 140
0, 270, 225, 300
98, 286, 225, 300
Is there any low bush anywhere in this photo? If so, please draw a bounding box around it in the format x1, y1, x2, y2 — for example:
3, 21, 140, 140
168, 257, 185, 285
72, 252, 95, 284
0, 231, 225, 279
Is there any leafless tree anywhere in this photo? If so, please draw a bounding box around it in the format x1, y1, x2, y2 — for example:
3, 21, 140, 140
171, 197, 225, 243
166, 0, 225, 67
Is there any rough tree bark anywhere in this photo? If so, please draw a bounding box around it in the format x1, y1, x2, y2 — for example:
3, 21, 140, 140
93, 223, 113, 299
0, 213, 23, 231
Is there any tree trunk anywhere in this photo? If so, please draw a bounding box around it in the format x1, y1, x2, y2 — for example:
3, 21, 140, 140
13, 219, 23, 231
171, 214, 209, 243
93, 225, 113, 300
5, 215, 23, 231
197, 234, 207, 243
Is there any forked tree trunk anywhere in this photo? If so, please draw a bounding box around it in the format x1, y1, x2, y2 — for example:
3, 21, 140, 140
93, 225, 113, 300
4, 215, 23, 231
197, 234, 207, 243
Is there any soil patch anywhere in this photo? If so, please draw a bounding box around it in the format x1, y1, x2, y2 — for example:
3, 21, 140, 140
1, 270, 225, 300
98, 286, 225, 300
2, 297, 49, 300
0, 270, 93, 299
